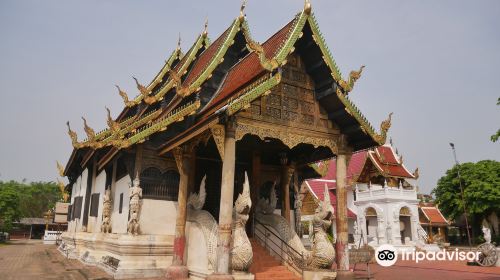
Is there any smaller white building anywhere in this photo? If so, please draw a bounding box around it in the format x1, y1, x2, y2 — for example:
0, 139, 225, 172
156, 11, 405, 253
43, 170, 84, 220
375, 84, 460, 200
302, 143, 424, 249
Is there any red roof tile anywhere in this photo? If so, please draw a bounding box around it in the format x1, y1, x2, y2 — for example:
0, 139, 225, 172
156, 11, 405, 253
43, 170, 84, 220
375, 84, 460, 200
421, 207, 448, 225
306, 181, 357, 219
324, 150, 368, 181
206, 19, 296, 110
376, 146, 399, 165
369, 151, 414, 178
183, 28, 230, 86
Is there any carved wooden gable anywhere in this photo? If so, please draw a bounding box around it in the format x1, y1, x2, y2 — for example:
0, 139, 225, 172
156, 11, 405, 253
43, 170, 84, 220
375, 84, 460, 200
240, 54, 336, 135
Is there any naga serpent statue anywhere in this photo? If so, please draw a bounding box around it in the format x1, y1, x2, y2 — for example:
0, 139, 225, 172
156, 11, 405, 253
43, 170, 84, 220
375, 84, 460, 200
186, 173, 253, 272
255, 184, 335, 269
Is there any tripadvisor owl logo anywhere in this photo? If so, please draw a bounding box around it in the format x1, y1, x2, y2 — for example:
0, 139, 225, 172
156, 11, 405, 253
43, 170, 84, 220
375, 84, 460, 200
375, 244, 398, 267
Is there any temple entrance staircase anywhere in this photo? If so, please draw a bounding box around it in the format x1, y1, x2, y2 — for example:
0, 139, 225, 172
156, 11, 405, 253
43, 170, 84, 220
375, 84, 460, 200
249, 238, 301, 280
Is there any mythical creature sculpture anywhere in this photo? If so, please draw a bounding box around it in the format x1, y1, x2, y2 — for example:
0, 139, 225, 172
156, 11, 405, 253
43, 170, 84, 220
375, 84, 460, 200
169, 69, 190, 97
101, 189, 112, 233
231, 172, 253, 271
81, 117, 96, 142
127, 175, 142, 235
482, 221, 492, 244
106, 107, 120, 134
241, 24, 278, 71
353, 221, 361, 247
116, 85, 136, 107
186, 173, 253, 272
57, 179, 70, 203
66, 121, 81, 148
255, 184, 335, 270
339, 65, 365, 93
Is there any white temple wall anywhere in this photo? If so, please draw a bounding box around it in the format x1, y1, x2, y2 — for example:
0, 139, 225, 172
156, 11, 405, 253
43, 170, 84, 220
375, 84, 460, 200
347, 189, 356, 216
88, 170, 106, 233
112, 175, 131, 234
140, 199, 177, 235
75, 168, 88, 232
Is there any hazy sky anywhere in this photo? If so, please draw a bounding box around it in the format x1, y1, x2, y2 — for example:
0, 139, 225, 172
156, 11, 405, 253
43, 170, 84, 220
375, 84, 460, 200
0, 0, 498, 194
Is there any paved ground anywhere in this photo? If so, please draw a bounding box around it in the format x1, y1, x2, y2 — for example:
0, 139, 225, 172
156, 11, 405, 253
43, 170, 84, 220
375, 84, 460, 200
352, 259, 500, 280
0, 240, 499, 279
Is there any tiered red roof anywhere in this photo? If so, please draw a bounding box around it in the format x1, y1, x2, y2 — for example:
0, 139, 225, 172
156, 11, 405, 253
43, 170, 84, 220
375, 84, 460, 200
182, 28, 231, 86
205, 19, 297, 111
420, 206, 449, 225
319, 144, 415, 181
368, 145, 415, 178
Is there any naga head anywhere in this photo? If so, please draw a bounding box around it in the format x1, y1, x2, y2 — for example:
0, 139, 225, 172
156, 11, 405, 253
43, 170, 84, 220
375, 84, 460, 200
256, 180, 277, 215
314, 184, 334, 228
234, 172, 252, 218
188, 175, 206, 210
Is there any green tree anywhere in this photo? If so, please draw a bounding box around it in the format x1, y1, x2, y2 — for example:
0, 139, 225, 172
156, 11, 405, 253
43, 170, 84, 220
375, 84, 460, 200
0, 182, 21, 232
432, 160, 500, 227
17, 181, 61, 218
491, 97, 500, 142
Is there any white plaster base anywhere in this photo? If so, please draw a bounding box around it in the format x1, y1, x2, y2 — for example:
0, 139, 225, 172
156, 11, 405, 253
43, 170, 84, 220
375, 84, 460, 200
302, 270, 337, 280
232, 271, 255, 280
60, 231, 174, 279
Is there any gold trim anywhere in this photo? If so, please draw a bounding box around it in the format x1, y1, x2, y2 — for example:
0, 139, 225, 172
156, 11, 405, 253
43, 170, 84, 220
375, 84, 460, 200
56, 161, 65, 177
210, 124, 225, 159
235, 121, 337, 154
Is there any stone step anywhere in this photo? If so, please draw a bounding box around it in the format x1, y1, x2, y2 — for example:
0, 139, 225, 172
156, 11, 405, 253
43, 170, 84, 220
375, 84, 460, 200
249, 238, 301, 280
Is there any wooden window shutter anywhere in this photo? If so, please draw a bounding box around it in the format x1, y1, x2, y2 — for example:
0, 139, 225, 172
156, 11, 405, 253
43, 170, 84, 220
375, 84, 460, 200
119, 193, 124, 214
89, 193, 100, 217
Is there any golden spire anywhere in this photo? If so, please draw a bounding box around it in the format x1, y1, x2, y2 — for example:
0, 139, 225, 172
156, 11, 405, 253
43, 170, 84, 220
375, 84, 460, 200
56, 161, 65, 177
304, 0, 312, 15
203, 17, 208, 36
239, 0, 247, 21
66, 121, 79, 146
106, 107, 120, 133
176, 33, 181, 51
82, 116, 96, 141
133, 76, 149, 96
413, 167, 419, 179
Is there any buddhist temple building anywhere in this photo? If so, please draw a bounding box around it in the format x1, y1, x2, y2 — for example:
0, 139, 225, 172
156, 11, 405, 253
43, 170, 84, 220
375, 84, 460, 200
57, 1, 395, 279
419, 202, 449, 243
301, 142, 431, 250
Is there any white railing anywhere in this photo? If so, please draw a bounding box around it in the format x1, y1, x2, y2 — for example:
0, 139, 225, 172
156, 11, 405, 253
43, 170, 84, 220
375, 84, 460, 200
355, 184, 417, 201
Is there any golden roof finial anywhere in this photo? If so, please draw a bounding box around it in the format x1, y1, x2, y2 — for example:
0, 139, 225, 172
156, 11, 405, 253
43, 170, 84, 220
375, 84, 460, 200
133, 76, 149, 96
66, 121, 79, 146
203, 17, 208, 36
381, 112, 393, 133
106, 106, 120, 133
304, 0, 312, 15
177, 33, 181, 50
239, 0, 247, 21
413, 167, 419, 179
57, 178, 70, 202
81, 116, 96, 141
116, 85, 135, 107
56, 161, 65, 177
